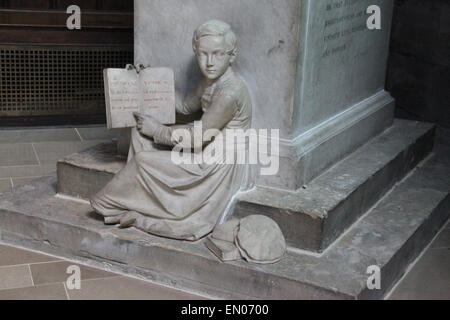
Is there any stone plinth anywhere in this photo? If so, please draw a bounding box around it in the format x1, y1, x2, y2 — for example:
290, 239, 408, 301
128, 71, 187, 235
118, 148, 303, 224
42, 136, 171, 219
55, 120, 436, 254
135, 0, 395, 190
57, 142, 126, 200
235, 120, 436, 252
1, 148, 448, 299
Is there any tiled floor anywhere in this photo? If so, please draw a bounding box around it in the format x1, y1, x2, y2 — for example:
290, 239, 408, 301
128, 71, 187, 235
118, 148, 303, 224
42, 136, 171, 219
387, 221, 450, 300
0, 126, 448, 300
0, 243, 205, 300
0, 125, 206, 300
0, 126, 116, 188
0, 222, 447, 300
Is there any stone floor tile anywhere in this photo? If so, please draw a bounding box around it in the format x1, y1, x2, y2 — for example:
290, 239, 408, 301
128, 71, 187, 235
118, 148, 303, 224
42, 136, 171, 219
30, 261, 117, 286
0, 164, 56, 180
389, 248, 450, 300
67, 276, 207, 300
0, 265, 33, 290
0, 179, 12, 192
32, 140, 108, 164
0, 128, 80, 144
430, 229, 450, 249
40, 163, 58, 176
0, 165, 44, 179
389, 286, 449, 300
0, 283, 67, 300
0, 244, 60, 267
76, 127, 118, 141
0, 143, 39, 166
12, 177, 50, 188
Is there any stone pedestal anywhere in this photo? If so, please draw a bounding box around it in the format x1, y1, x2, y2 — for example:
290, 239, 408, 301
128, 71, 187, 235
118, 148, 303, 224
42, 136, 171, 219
0, 1, 448, 300
1, 140, 448, 299
135, 0, 395, 190
55, 120, 437, 253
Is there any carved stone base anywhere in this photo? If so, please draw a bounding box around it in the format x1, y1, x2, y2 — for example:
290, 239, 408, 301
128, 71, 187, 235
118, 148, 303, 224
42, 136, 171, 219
57, 142, 126, 200
57, 120, 437, 254
257, 91, 395, 190
0, 149, 448, 299
236, 120, 436, 252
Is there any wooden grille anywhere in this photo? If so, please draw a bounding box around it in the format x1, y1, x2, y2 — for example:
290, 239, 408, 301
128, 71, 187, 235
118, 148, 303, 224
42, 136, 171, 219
0, 45, 133, 116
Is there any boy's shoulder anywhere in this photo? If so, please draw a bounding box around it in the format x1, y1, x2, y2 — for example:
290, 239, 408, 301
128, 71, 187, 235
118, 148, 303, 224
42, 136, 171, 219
215, 74, 249, 100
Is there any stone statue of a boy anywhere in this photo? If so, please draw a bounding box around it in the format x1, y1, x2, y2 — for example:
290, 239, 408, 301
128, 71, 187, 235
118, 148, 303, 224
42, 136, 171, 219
90, 20, 254, 241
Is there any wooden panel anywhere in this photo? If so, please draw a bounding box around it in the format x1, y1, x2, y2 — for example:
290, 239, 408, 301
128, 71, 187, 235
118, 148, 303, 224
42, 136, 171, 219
3, 0, 52, 9
55, 0, 133, 11
0, 0, 133, 10
53, 0, 101, 10
0, 1, 133, 45
0, 28, 133, 45
0, 9, 133, 28
0, 0, 134, 123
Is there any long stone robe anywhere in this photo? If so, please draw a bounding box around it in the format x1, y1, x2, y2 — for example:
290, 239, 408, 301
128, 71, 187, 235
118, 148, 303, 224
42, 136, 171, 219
90, 69, 253, 241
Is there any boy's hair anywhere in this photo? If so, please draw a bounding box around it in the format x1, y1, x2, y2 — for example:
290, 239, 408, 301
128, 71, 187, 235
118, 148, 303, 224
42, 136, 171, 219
193, 20, 237, 55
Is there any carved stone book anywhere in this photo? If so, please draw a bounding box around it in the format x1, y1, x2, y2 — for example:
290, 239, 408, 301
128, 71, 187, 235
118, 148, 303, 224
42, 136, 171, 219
205, 237, 241, 262
103, 67, 176, 129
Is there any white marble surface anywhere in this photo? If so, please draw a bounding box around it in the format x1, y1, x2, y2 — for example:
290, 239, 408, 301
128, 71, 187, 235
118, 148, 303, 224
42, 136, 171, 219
135, 0, 301, 139
134, 0, 395, 189
293, 0, 394, 136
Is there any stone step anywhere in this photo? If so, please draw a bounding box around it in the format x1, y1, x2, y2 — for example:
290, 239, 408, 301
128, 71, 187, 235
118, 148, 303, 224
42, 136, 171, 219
0, 149, 448, 299
234, 120, 436, 252
57, 142, 126, 200
57, 120, 436, 253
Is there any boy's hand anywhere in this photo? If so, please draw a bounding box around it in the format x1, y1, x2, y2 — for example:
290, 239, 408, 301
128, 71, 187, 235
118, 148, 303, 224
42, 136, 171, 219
133, 112, 161, 138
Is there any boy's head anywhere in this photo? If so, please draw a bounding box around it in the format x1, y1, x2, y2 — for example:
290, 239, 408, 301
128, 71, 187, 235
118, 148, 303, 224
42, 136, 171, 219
193, 20, 237, 81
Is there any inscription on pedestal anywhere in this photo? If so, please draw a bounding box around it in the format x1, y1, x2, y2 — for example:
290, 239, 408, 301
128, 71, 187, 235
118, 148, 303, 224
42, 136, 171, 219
322, 0, 370, 58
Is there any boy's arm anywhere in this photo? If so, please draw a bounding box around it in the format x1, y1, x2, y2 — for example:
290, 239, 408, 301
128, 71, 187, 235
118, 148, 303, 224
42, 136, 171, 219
175, 82, 204, 115
138, 90, 238, 148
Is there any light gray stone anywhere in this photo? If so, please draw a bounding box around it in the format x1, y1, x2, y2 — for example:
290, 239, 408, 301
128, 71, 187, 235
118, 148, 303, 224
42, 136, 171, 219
0, 143, 38, 167
0, 128, 80, 143
208, 216, 286, 264
76, 126, 119, 141
57, 142, 126, 200
235, 120, 436, 252
0, 283, 68, 300
0, 265, 33, 291
293, 0, 394, 135
205, 237, 241, 262
12, 177, 49, 188
0, 179, 11, 193
91, 20, 255, 242
211, 219, 240, 243
57, 120, 435, 252
33, 140, 107, 165
236, 215, 286, 264
0, 164, 56, 179
67, 276, 205, 300
0, 152, 447, 299
0, 243, 59, 266
135, 0, 395, 189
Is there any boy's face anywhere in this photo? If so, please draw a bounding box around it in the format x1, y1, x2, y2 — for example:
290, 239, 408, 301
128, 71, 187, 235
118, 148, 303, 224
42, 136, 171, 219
195, 35, 234, 81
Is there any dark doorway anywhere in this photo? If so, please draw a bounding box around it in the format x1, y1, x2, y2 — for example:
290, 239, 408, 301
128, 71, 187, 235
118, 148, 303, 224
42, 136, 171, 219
386, 0, 450, 128
0, 0, 134, 126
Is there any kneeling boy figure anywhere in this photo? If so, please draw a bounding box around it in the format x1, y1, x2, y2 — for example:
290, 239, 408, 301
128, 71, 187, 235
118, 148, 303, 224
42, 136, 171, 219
91, 20, 254, 241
